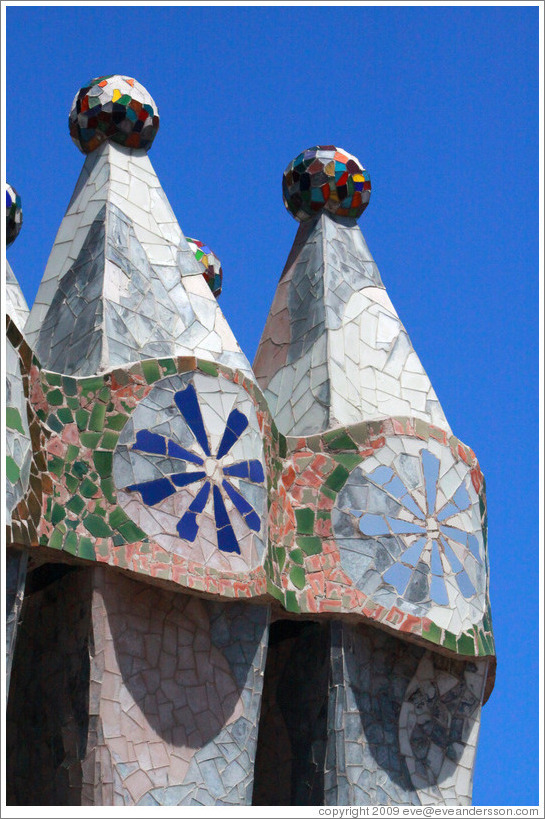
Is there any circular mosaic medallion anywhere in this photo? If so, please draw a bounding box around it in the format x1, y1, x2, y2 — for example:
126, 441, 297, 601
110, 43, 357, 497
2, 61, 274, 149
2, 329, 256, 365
113, 372, 267, 572
331, 436, 486, 633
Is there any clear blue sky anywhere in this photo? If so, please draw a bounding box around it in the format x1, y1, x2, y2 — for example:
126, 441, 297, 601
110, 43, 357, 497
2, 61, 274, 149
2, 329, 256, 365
5, 3, 540, 807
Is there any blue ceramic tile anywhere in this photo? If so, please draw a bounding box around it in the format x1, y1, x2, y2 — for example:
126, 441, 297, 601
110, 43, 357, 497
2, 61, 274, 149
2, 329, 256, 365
174, 384, 211, 456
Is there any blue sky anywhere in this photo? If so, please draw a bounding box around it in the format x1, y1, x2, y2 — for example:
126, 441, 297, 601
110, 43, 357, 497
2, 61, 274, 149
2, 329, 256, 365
4, 3, 541, 807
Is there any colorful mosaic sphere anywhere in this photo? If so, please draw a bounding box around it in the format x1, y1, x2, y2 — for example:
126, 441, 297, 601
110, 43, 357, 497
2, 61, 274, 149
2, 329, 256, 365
6, 184, 23, 247
283, 146, 371, 222
69, 75, 160, 154
186, 237, 223, 297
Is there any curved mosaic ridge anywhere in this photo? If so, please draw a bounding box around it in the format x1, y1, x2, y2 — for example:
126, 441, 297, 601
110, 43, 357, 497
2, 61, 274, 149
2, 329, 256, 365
10, 356, 276, 598
264, 417, 494, 677
114, 371, 267, 571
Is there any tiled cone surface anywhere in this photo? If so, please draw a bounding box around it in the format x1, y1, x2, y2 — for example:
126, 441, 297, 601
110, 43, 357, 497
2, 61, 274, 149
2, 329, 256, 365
253, 213, 451, 438
8, 345, 494, 677
24, 142, 252, 379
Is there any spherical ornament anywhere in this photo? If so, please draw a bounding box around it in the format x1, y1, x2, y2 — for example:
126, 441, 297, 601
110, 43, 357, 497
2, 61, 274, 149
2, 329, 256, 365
282, 145, 371, 222
186, 237, 223, 297
6, 184, 23, 247
69, 74, 160, 154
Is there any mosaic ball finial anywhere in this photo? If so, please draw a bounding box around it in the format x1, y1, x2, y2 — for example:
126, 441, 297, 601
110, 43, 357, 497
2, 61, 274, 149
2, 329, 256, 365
6, 184, 23, 247
69, 75, 160, 154
186, 237, 223, 297
282, 146, 371, 222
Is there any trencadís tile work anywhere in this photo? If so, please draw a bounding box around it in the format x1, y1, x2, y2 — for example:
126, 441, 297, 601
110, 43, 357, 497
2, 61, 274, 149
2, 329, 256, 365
5, 76, 495, 807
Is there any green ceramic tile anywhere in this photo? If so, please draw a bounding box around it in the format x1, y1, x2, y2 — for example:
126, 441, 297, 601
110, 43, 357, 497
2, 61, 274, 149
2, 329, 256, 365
80, 478, 98, 498
6, 456, 20, 483
89, 403, 106, 432
284, 590, 300, 613
112, 533, 126, 546
6, 407, 25, 433
323, 430, 359, 451
49, 526, 65, 550
101, 430, 120, 449
320, 486, 337, 502
66, 396, 80, 409
47, 389, 64, 406
142, 359, 161, 384
266, 579, 284, 602
93, 451, 113, 478
51, 503, 66, 525
422, 621, 442, 645
66, 444, 79, 462
295, 508, 315, 534
197, 359, 218, 377
66, 495, 85, 514
109, 507, 129, 529
78, 536, 96, 560
83, 514, 112, 538
289, 566, 306, 589
75, 409, 89, 431
457, 633, 476, 655
101, 477, 117, 504
289, 548, 304, 565
442, 631, 457, 652
325, 464, 350, 492
80, 432, 102, 448
274, 546, 286, 571
98, 386, 110, 402
106, 414, 128, 431
48, 455, 65, 477
118, 520, 146, 542
159, 358, 177, 376
71, 460, 89, 478
62, 376, 78, 396
57, 407, 73, 424
279, 435, 287, 458
47, 414, 63, 433
332, 453, 361, 471
45, 372, 62, 386
297, 536, 322, 556
64, 531, 78, 555
80, 376, 104, 395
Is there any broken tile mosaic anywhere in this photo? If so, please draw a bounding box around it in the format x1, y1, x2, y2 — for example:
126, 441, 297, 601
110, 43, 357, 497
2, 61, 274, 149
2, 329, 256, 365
69, 75, 160, 154
6, 183, 23, 246
5, 77, 495, 808
283, 146, 371, 222
186, 237, 223, 297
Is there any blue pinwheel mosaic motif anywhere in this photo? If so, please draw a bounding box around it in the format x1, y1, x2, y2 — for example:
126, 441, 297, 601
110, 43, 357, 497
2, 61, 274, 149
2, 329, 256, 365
332, 437, 486, 630
113, 373, 267, 567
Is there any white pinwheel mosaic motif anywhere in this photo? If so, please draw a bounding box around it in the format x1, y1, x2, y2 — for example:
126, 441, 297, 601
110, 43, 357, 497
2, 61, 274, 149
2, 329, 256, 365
113, 372, 267, 573
331, 436, 487, 633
